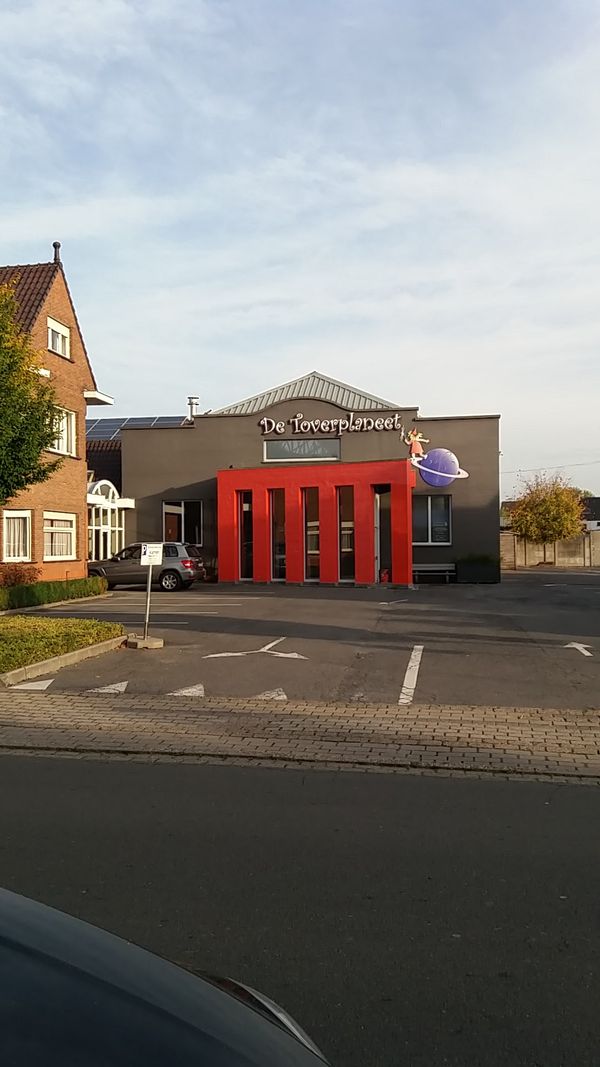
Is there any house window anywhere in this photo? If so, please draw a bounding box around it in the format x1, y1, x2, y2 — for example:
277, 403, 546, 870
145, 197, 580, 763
2, 510, 32, 562
51, 409, 77, 456
47, 317, 70, 359
413, 495, 452, 545
43, 513, 76, 561
263, 439, 341, 462
162, 500, 203, 545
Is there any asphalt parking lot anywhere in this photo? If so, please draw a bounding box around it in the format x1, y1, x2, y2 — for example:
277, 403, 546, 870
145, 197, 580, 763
16, 570, 600, 709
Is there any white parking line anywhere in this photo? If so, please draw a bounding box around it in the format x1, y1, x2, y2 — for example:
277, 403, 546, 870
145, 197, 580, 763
168, 683, 206, 697
11, 678, 54, 691
88, 681, 129, 694
398, 645, 424, 706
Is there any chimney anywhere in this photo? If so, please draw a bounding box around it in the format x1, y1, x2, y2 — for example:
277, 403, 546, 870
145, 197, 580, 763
187, 395, 200, 421
53, 241, 62, 264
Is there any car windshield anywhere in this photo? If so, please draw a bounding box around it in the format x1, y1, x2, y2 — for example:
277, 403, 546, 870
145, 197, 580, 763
185, 545, 202, 558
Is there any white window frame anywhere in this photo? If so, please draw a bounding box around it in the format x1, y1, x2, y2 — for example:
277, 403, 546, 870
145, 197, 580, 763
47, 316, 71, 359
43, 512, 76, 561
49, 408, 77, 457
412, 495, 452, 546
2, 509, 32, 563
263, 439, 341, 463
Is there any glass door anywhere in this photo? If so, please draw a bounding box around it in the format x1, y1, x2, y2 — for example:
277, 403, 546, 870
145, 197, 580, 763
303, 488, 320, 580
270, 489, 286, 580
338, 486, 355, 581
238, 491, 253, 580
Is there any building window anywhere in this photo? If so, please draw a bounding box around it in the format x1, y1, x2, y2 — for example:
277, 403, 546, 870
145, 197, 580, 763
413, 495, 452, 545
270, 488, 286, 580
43, 512, 76, 561
51, 409, 77, 456
162, 501, 203, 545
264, 439, 341, 462
238, 491, 253, 580
47, 317, 70, 359
303, 488, 320, 580
338, 486, 355, 581
2, 510, 32, 562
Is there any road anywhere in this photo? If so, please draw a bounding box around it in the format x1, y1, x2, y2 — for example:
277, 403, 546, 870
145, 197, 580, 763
21, 570, 600, 708
0, 754, 598, 1066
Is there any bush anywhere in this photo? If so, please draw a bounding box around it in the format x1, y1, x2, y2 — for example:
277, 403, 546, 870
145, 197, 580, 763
0, 563, 41, 587
0, 575, 107, 611
0, 616, 124, 673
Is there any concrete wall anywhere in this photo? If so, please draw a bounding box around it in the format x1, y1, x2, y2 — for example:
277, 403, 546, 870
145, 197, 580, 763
501, 531, 600, 569
118, 398, 500, 575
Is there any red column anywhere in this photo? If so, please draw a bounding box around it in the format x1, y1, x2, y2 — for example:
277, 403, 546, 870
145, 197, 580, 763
354, 481, 375, 585
391, 464, 414, 585
252, 486, 271, 582
285, 485, 304, 583
216, 478, 238, 582
319, 483, 338, 583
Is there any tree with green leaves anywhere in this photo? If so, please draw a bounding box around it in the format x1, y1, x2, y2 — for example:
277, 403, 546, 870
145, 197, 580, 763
0, 283, 62, 506
511, 473, 585, 544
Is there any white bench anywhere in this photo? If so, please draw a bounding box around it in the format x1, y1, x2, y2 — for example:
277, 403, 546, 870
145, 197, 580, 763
412, 562, 456, 584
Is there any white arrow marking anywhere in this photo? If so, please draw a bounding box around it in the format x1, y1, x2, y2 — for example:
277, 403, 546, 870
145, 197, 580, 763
168, 683, 206, 697
203, 637, 306, 661
88, 681, 129, 693
399, 645, 424, 706
564, 642, 593, 657
254, 688, 288, 701
12, 678, 54, 691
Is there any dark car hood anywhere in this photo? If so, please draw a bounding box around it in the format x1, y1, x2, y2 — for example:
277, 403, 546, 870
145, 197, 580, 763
0, 888, 326, 1066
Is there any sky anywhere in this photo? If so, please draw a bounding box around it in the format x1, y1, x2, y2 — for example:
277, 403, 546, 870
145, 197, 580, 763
1, 0, 599, 497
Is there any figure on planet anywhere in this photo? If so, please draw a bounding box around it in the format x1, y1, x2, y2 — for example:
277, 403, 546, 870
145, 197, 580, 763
406, 429, 429, 459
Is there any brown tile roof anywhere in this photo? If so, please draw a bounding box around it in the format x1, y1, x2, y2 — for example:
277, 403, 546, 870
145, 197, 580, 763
0, 262, 60, 332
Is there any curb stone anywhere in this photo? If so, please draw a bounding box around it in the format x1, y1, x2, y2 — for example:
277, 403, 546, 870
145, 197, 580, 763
0, 632, 132, 687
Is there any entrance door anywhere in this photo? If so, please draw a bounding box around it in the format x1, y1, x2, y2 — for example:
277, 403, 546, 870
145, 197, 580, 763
164, 510, 182, 542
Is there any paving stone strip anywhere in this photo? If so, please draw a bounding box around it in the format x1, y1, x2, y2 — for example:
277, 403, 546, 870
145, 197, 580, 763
0, 691, 599, 781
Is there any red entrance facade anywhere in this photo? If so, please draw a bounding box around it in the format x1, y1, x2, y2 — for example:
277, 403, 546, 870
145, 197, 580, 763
217, 459, 416, 585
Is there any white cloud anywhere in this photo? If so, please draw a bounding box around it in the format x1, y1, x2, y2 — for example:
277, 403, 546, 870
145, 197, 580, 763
1, 0, 599, 493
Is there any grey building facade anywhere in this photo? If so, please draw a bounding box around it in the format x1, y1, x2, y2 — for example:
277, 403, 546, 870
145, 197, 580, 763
87, 372, 500, 583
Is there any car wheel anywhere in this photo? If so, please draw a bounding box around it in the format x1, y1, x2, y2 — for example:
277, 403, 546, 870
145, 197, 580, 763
159, 570, 182, 592
106, 582, 116, 590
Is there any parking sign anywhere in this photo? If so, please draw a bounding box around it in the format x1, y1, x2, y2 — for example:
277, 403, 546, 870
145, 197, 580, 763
140, 543, 163, 566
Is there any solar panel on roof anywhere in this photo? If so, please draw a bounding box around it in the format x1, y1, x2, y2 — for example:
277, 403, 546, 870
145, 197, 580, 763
86, 425, 120, 440
123, 417, 158, 428
155, 416, 186, 427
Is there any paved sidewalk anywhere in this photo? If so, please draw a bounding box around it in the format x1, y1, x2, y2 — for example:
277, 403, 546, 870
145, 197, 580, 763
1, 690, 599, 781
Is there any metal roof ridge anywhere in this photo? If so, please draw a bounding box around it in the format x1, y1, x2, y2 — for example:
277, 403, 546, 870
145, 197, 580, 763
212, 369, 402, 414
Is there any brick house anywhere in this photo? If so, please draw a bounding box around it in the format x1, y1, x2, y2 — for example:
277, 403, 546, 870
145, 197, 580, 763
0, 243, 112, 581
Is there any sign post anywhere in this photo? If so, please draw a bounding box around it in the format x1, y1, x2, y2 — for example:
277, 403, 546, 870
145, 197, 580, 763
140, 543, 163, 641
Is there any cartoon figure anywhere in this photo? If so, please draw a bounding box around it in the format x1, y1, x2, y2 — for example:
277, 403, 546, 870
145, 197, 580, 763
405, 429, 429, 459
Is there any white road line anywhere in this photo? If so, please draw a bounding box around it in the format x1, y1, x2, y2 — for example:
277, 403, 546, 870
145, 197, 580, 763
564, 642, 593, 657
203, 637, 307, 661
398, 645, 424, 706
87, 681, 129, 694
11, 678, 54, 691
168, 683, 206, 697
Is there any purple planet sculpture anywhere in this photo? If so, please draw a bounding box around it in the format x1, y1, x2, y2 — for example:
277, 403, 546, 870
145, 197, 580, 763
412, 447, 469, 488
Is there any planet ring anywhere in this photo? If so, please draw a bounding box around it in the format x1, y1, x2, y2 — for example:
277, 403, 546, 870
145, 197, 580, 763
410, 457, 469, 479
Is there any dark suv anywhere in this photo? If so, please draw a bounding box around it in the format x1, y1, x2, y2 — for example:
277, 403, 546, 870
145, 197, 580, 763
88, 543, 206, 591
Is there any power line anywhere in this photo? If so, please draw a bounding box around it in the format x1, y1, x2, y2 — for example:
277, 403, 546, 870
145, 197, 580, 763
502, 459, 600, 475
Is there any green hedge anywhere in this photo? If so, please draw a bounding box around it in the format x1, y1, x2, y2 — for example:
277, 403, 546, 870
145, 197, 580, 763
0, 576, 108, 611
